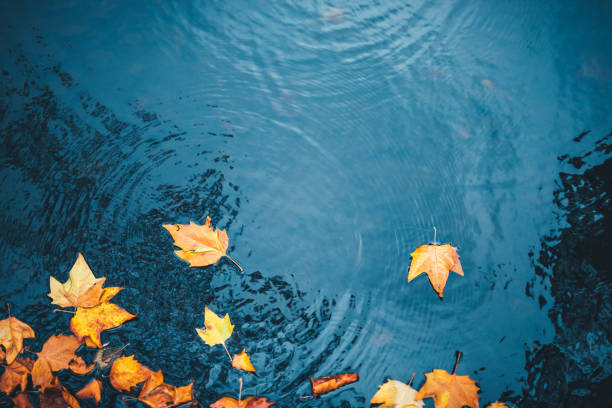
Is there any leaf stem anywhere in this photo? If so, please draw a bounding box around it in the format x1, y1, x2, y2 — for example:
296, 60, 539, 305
433, 226, 437, 244
238, 377, 243, 403
53, 309, 76, 314
408, 373, 415, 386
452, 351, 462, 375
6, 303, 10, 318
222, 342, 233, 364
225, 255, 244, 273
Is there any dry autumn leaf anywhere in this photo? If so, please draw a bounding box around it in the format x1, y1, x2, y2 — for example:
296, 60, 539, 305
138, 369, 194, 408
310, 372, 359, 396
110, 355, 154, 392
196, 307, 234, 359
48, 253, 106, 308
70, 301, 136, 348
210, 396, 276, 408
12, 393, 34, 408
486, 403, 509, 408
163, 217, 243, 271
0, 357, 33, 394
407, 243, 463, 298
76, 378, 103, 405
371, 379, 424, 408
415, 352, 479, 408
40, 377, 80, 408
232, 349, 255, 373
0, 316, 35, 364
31, 355, 53, 391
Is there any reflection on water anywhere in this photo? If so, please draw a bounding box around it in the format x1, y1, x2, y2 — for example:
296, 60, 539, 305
1, 1, 611, 407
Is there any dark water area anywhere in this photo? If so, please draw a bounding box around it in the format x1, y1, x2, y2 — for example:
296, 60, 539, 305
0, 1, 610, 407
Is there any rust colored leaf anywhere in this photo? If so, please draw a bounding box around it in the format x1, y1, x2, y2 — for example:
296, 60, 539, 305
486, 403, 509, 408
415, 360, 479, 408
37, 334, 83, 371
0, 316, 35, 364
76, 379, 103, 405
210, 396, 276, 408
196, 306, 234, 347
407, 244, 463, 298
310, 372, 359, 396
163, 217, 242, 271
371, 379, 424, 408
232, 349, 255, 372
109, 355, 154, 392
40, 378, 80, 408
48, 253, 106, 309
69, 356, 96, 374
31, 356, 53, 391
12, 393, 34, 408
134, 368, 194, 408
0, 357, 33, 394
71, 302, 136, 348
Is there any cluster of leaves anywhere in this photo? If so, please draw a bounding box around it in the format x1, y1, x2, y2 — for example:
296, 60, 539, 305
1, 217, 513, 408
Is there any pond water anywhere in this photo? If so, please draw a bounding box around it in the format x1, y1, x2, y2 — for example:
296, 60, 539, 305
1, 1, 611, 407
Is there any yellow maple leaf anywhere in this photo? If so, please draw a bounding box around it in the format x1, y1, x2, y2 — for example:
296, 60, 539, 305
371, 379, 424, 408
70, 302, 136, 348
196, 306, 234, 360
48, 253, 106, 308
0, 317, 35, 364
407, 244, 463, 298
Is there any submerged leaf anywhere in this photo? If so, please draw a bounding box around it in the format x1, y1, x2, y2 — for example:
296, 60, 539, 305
407, 244, 463, 298
0, 357, 33, 394
0, 317, 35, 364
12, 393, 34, 408
371, 379, 424, 408
40, 378, 80, 408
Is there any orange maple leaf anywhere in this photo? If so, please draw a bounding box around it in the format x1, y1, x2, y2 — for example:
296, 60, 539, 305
232, 349, 255, 373
486, 403, 510, 408
407, 243, 463, 298
163, 217, 243, 271
138, 370, 194, 408
76, 379, 103, 405
0, 357, 33, 395
310, 372, 359, 396
210, 396, 276, 408
31, 334, 95, 390
110, 355, 154, 392
70, 300, 136, 348
415, 352, 479, 408
0, 316, 35, 364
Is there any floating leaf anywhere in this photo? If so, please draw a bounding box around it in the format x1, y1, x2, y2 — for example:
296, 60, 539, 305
0, 357, 33, 394
34, 334, 93, 374
486, 403, 509, 408
76, 379, 103, 405
407, 244, 463, 298
71, 302, 136, 348
210, 396, 275, 408
232, 349, 255, 372
196, 307, 234, 347
415, 353, 479, 408
48, 253, 106, 308
310, 372, 359, 396
0, 316, 35, 364
31, 355, 53, 391
163, 217, 242, 271
110, 355, 154, 392
371, 379, 424, 408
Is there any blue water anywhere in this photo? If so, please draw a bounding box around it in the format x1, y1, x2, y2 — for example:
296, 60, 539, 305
1, 1, 611, 407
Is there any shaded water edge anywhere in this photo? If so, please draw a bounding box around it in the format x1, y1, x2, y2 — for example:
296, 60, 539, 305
514, 131, 612, 407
